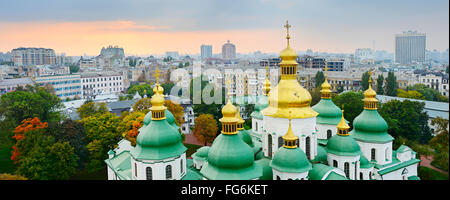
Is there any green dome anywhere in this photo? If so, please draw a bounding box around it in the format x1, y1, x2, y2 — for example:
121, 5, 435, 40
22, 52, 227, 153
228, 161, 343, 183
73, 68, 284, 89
251, 95, 268, 120
270, 147, 312, 173
312, 99, 343, 125
131, 119, 187, 160
359, 153, 373, 169
351, 109, 394, 143
200, 134, 262, 180
255, 158, 273, 180
144, 110, 178, 128
312, 145, 328, 163
326, 135, 361, 156
238, 129, 254, 147
192, 146, 210, 161
308, 163, 336, 180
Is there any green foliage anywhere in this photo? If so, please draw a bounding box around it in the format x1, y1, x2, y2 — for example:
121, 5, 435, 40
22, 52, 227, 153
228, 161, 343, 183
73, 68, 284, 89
309, 87, 322, 106
332, 91, 364, 126
76, 101, 108, 119
132, 98, 152, 113
69, 65, 80, 74
127, 84, 153, 97
429, 117, 449, 171
82, 112, 121, 171
376, 74, 384, 95
418, 166, 449, 180
361, 71, 370, 91
0, 84, 62, 128
379, 100, 432, 144
407, 84, 447, 102
129, 59, 137, 67
161, 82, 175, 95
385, 72, 397, 96
314, 71, 325, 88
397, 89, 425, 100
163, 56, 173, 62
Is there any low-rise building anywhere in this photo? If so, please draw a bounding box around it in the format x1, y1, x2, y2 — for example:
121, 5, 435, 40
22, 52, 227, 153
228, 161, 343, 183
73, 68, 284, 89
34, 74, 82, 100
81, 72, 124, 99
0, 77, 34, 94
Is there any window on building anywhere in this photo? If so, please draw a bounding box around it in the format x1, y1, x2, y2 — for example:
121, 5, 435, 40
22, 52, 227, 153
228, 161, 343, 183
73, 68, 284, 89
181, 159, 184, 174
371, 148, 376, 161
135, 163, 137, 177
166, 165, 172, 180
344, 162, 350, 178
327, 130, 332, 139
278, 137, 283, 149
360, 172, 363, 180
333, 160, 338, 168
146, 167, 152, 180
306, 137, 310, 159
268, 134, 272, 158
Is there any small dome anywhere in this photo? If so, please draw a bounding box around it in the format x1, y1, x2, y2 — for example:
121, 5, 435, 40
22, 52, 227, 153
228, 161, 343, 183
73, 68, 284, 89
280, 46, 298, 65
364, 86, 377, 98
195, 146, 210, 158
321, 80, 331, 91
238, 129, 254, 147
153, 84, 164, 94
206, 134, 255, 169
326, 135, 361, 156
351, 110, 393, 143
143, 110, 175, 126
220, 99, 238, 123
150, 93, 165, 107
270, 147, 312, 173
312, 99, 342, 125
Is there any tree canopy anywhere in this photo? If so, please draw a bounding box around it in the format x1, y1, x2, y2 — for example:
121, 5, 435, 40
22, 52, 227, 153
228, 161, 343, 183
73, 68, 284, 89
193, 114, 218, 146
361, 71, 370, 91
332, 91, 364, 126
314, 71, 325, 88
385, 72, 397, 96
76, 101, 108, 119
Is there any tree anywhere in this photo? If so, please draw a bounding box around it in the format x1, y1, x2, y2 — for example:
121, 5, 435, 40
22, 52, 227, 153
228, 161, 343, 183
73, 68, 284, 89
132, 98, 152, 113
314, 71, 325, 88
332, 91, 364, 126
161, 82, 175, 95
361, 71, 370, 91
165, 100, 185, 126
385, 72, 397, 96
127, 84, 153, 97
117, 111, 145, 146
193, 114, 218, 146
76, 101, 108, 119
0, 173, 27, 180
69, 65, 80, 74
82, 112, 121, 171
397, 89, 425, 100
378, 100, 432, 144
376, 74, 384, 95
0, 84, 62, 128
47, 119, 89, 169
11, 117, 48, 163
407, 84, 447, 102
309, 87, 322, 106
429, 117, 449, 171
16, 141, 78, 180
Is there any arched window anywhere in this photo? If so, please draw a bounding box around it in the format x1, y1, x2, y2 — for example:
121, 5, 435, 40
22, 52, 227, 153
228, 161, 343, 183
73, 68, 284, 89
327, 130, 332, 139
134, 163, 137, 177
333, 160, 338, 168
296, 138, 299, 147
371, 148, 376, 161
360, 172, 363, 180
369, 172, 372, 180
146, 167, 152, 180
268, 134, 272, 158
181, 159, 184, 174
385, 148, 389, 161
255, 122, 258, 132
276, 176, 281, 180
166, 165, 172, 180
278, 137, 283, 149
306, 137, 310, 159
355, 161, 358, 180
344, 162, 350, 179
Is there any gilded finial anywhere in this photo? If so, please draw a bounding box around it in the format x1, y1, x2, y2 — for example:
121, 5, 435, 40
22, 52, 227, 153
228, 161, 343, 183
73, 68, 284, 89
284, 20, 291, 46
324, 61, 328, 80
336, 108, 350, 135
153, 66, 161, 84
368, 68, 373, 86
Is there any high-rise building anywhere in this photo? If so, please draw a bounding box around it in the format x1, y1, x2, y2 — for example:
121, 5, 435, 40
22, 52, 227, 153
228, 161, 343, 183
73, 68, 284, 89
200, 45, 212, 60
11, 47, 56, 66
395, 31, 426, 64
221, 40, 236, 59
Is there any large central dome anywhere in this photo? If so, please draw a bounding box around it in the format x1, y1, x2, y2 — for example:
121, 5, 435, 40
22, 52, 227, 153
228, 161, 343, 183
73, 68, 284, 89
261, 22, 318, 119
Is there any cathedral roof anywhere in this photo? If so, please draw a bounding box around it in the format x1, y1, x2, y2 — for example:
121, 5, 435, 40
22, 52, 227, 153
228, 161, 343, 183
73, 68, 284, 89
312, 99, 343, 125
238, 129, 254, 147
326, 134, 361, 156
192, 146, 210, 161
350, 109, 394, 143
270, 147, 312, 173
255, 157, 273, 180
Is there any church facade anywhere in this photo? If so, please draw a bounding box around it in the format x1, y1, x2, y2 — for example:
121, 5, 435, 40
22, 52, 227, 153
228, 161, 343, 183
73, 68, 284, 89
105, 22, 421, 180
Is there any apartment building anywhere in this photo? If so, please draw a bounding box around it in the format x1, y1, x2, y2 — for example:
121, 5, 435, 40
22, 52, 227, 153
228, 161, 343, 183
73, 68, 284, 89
81, 72, 124, 98
12, 48, 56, 66
35, 74, 82, 100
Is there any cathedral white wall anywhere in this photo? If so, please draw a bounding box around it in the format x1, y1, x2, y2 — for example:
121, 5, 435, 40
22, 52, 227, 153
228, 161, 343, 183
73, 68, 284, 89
356, 141, 392, 165
316, 124, 337, 140
327, 153, 360, 180
378, 163, 419, 180
359, 167, 374, 180
193, 158, 205, 170
131, 153, 186, 180
272, 169, 309, 180
114, 139, 132, 155
107, 166, 116, 180
263, 116, 317, 160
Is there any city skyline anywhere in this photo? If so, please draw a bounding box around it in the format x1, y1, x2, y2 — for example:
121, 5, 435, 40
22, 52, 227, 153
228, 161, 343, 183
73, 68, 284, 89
0, 0, 448, 56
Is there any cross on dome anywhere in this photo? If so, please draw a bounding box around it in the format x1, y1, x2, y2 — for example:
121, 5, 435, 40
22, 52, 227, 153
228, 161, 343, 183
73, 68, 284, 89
284, 20, 291, 46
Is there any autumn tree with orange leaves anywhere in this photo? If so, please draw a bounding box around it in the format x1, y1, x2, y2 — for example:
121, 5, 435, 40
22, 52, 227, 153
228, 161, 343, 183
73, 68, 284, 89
11, 117, 48, 163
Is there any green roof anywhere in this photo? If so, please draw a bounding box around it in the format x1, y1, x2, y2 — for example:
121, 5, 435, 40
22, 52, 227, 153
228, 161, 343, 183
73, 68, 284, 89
312, 99, 343, 125
270, 147, 312, 173
181, 168, 203, 180
351, 109, 394, 143
317, 139, 328, 146
104, 151, 132, 180
308, 163, 336, 180
408, 175, 420, 180
359, 154, 373, 169
397, 145, 410, 153
377, 158, 421, 176
238, 129, 254, 147
255, 158, 273, 180
200, 134, 262, 180
192, 146, 210, 161
131, 119, 187, 160
311, 145, 328, 164
250, 95, 268, 120
325, 172, 348, 180
326, 135, 361, 156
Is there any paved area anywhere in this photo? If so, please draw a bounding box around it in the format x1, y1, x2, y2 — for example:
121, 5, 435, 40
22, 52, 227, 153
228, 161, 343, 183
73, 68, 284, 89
420, 155, 448, 175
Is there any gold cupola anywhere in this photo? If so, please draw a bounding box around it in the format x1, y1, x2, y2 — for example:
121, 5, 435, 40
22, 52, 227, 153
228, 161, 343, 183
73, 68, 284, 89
153, 66, 164, 95
220, 79, 238, 135
150, 84, 166, 120
336, 109, 350, 136
261, 20, 318, 119
263, 64, 271, 95
282, 111, 299, 148
236, 106, 245, 130
363, 69, 378, 110
320, 62, 332, 99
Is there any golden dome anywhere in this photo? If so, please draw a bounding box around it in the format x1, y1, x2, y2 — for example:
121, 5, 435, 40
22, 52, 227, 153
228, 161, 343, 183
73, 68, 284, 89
153, 83, 164, 95
261, 20, 318, 119
220, 99, 238, 123
336, 110, 350, 130
150, 93, 165, 108
363, 69, 379, 110
282, 112, 299, 148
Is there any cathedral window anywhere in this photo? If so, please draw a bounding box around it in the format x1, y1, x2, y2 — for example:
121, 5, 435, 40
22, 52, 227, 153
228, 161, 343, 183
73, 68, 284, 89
135, 163, 137, 177
181, 159, 184, 174
278, 137, 283, 149
305, 137, 310, 159
166, 165, 172, 180
371, 148, 376, 161
333, 160, 338, 168
146, 167, 152, 180
360, 172, 363, 180
344, 162, 350, 178
327, 130, 332, 139
268, 134, 272, 158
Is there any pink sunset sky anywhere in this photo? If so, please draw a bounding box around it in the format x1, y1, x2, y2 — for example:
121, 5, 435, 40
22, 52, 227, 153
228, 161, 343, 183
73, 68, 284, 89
0, 0, 448, 56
